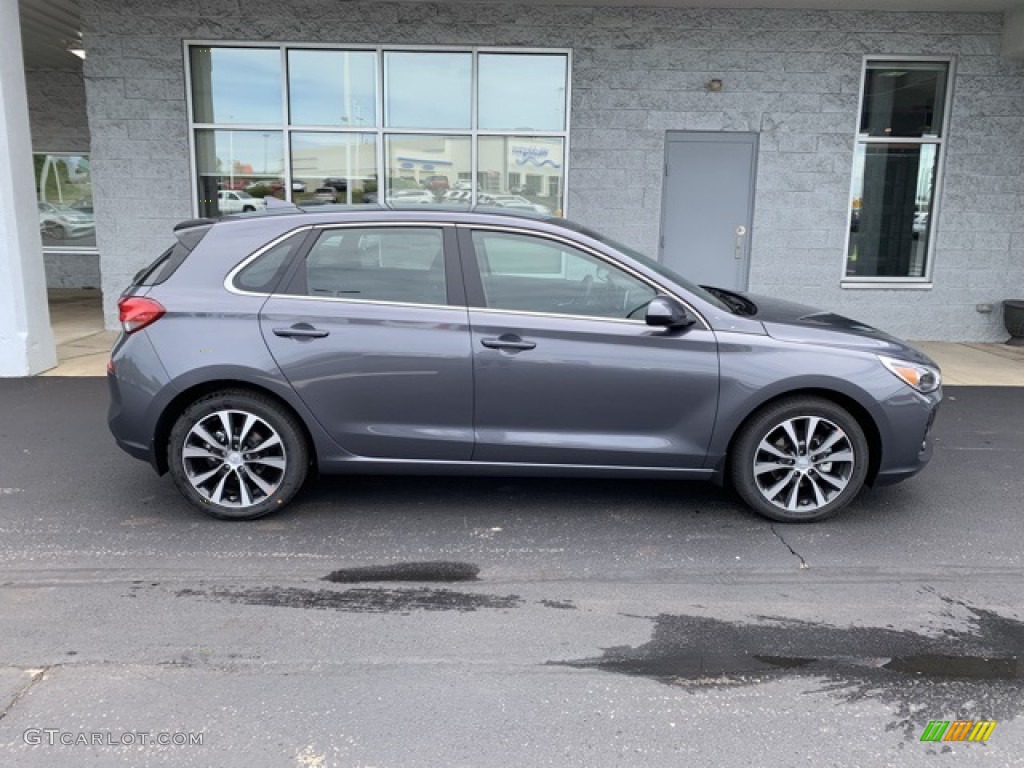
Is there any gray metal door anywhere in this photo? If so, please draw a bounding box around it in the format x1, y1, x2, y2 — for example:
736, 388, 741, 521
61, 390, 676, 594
659, 132, 758, 291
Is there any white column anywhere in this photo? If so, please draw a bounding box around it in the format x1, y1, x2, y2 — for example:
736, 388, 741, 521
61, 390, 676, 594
0, 0, 57, 376
1003, 9, 1024, 59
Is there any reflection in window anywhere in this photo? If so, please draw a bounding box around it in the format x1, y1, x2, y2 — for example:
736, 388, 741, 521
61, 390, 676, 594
190, 47, 282, 125
472, 231, 656, 320
291, 133, 378, 205
860, 62, 949, 138
384, 52, 471, 129
478, 54, 567, 131
194, 130, 284, 218
288, 50, 377, 126
847, 144, 937, 279
188, 45, 571, 215
34, 154, 95, 249
305, 228, 447, 305
385, 135, 471, 208
478, 137, 564, 216
846, 60, 950, 281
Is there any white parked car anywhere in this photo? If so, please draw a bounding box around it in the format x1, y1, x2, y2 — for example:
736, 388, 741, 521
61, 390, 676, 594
488, 194, 552, 215
218, 190, 266, 214
386, 189, 436, 205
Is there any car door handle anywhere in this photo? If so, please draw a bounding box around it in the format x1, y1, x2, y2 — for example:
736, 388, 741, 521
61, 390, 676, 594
481, 335, 536, 351
273, 324, 330, 339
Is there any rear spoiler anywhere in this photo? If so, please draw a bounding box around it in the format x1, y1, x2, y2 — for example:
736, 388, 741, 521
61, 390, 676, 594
173, 218, 215, 251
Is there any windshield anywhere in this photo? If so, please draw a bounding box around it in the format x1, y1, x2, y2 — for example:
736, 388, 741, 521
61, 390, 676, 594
563, 222, 731, 313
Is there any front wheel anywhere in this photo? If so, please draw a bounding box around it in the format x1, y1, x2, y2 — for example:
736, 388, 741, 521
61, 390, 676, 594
167, 390, 308, 520
729, 397, 869, 523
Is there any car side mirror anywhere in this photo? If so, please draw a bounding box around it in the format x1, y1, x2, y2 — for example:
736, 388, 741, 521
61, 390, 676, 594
645, 296, 695, 329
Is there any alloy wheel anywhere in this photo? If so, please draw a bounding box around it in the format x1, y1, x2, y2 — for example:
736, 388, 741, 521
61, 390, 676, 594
752, 416, 855, 515
181, 409, 287, 508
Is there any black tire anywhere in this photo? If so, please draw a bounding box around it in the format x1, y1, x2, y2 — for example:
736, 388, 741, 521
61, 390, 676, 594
167, 389, 308, 520
242, 205, 256, 212
729, 396, 869, 523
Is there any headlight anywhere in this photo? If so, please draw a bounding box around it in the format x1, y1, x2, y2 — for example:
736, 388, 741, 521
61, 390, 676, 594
878, 355, 941, 394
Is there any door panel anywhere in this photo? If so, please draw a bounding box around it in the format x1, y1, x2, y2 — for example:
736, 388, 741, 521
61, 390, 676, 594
660, 132, 757, 291
261, 225, 473, 460
461, 228, 720, 468
468, 311, 720, 467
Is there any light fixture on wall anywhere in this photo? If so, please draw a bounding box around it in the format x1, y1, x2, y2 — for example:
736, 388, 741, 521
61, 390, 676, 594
707, 79, 723, 92
67, 41, 86, 60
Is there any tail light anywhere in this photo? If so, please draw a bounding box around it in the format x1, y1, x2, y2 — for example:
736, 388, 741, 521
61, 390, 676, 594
118, 296, 165, 334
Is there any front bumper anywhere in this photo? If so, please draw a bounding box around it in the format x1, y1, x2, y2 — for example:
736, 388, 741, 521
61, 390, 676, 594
872, 387, 941, 487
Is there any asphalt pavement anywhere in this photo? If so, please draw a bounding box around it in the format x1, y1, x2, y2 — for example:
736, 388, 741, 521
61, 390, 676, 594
0, 377, 1022, 767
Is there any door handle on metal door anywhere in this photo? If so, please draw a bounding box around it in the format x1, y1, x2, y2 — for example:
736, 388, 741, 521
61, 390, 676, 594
734, 225, 747, 260
272, 324, 330, 339
480, 336, 536, 351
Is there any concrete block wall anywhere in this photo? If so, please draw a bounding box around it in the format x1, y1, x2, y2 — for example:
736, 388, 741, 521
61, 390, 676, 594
26, 66, 90, 153
80, 1, 1024, 340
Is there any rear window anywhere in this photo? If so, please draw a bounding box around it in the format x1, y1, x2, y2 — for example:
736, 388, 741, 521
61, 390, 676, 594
134, 243, 191, 287
133, 222, 213, 287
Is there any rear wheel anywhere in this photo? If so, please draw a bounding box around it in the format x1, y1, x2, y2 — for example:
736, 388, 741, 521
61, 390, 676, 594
729, 397, 869, 523
168, 390, 308, 520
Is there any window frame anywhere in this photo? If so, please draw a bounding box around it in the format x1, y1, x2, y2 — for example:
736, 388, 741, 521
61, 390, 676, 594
184, 41, 572, 219
841, 55, 956, 288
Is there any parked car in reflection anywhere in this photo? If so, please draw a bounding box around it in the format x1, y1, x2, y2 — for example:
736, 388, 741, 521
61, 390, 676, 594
108, 207, 942, 524
386, 189, 437, 205
246, 180, 306, 194
218, 191, 267, 214
421, 175, 450, 193
913, 212, 928, 239
488, 194, 552, 215
312, 187, 338, 203
38, 201, 95, 241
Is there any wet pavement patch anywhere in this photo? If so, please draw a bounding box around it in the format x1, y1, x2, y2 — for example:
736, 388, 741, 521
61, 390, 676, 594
559, 596, 1024, 742
322, 561, 480, 584
177, 586, 521, 614
539, 599, 577, 610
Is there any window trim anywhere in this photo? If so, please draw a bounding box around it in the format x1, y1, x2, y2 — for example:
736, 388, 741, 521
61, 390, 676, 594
225, 226, 314, 297
184, 41, 572, 219
841, 54, 956, 288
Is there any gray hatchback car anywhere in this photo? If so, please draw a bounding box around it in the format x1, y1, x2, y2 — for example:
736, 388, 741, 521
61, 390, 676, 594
108, 207, 941, 523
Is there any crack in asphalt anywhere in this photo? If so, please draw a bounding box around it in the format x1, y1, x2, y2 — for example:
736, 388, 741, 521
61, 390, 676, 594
0, 666, 50, 722
771, 524, 809, 569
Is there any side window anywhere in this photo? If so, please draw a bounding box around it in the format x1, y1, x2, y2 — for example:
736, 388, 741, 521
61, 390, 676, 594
303, 227, 446, 305
234, 231, 307, 293
471, 231, 657, 320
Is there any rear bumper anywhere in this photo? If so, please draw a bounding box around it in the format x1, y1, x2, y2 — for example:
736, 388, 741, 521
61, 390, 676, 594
107, 330, 175, 472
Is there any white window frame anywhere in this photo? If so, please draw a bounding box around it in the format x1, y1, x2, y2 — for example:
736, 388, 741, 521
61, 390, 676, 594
841, 55, 956, 289
184, 41, 572, 218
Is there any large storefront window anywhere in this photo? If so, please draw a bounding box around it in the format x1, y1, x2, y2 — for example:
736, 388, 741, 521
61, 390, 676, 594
187, 44, 570, 218
845, 60, 951, 282
34, 154, 95, 250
